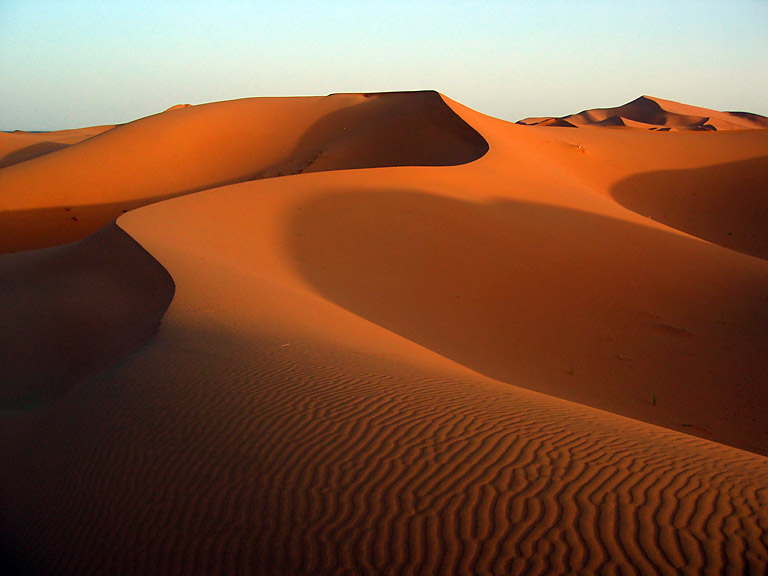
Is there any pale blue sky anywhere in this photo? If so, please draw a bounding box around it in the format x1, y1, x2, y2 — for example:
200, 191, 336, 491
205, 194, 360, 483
1, 0, 766, 130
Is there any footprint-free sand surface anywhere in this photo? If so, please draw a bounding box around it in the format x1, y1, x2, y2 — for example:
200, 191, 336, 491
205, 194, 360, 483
1, 92, 767, 575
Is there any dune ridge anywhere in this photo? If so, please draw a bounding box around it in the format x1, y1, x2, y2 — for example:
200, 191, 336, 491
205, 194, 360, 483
1, 91, 767, 575
0, 91, 486, 253
518, 95, 768, 131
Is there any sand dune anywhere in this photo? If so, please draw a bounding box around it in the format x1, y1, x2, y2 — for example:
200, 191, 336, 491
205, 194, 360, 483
1, 91, 767, 575
164, 103, 193, 112
0, 91, 485, 253
0, 125, 114, 169
518, 95, 768, 131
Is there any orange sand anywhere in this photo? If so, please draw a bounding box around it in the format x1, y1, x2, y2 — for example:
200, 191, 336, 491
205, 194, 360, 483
518, 95, 768, 131
0, 125, 114, 168
1, 92, 767, 575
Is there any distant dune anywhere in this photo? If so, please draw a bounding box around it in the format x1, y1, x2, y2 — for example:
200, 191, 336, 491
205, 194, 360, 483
1, 91, 767, 575
518, 95, 768, 131
0, 125, 114, 169
163, 103, 193, 112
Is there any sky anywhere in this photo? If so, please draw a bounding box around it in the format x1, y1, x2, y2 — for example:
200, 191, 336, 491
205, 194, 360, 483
1, 0, 767, 130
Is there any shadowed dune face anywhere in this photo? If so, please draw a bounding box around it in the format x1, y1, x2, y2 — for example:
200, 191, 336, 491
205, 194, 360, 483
0, 142, 69, 169
0, 126, 114, 169
290, 190, 768, 453
0, 91, 487, 253
0, 199, 171, 254
611, 156, 768, 260
0, 224, 175, 408
287, 91, 489, 174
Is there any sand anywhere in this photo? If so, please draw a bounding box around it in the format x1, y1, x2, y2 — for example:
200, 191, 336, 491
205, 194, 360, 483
0, 125, 115, 169
1, 91, 767, 575
517, 95, 768, 131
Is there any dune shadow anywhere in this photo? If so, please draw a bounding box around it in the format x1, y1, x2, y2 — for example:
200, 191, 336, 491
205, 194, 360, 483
0, 197, 180, 254
0, 223, 175, 409
288, 189, 768, 452
0, 142, 70, 169
245, 90, 489, 180
610, 156, 768, 260
316, 90, 489, 167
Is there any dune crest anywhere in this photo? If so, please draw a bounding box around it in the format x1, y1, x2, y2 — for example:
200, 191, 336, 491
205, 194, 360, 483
164, 103, 193, 112
518, 95, 768, 131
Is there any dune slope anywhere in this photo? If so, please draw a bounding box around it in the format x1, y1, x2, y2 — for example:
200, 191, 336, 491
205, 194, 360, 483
0, 125, 114, 169
1, 92, 767, 575
0, 224, 175, 408
611, 155, 768, 260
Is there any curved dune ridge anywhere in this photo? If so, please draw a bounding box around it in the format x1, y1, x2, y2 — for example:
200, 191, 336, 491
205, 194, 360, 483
518, 95, 768, 131
1, 91, 768, 575
0, 91, 487, 253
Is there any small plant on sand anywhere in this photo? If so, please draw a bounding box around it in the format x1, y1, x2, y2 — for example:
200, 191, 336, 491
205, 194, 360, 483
652, 392, 657, 407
